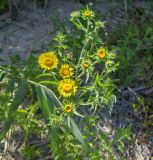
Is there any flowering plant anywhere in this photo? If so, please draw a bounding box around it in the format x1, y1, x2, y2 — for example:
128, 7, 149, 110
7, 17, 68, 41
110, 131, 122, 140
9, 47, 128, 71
35, 6, 118, 149
0, 7, 118, 159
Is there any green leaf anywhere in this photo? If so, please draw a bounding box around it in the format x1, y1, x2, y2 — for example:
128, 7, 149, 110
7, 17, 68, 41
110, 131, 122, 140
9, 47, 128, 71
0, 72, 6, 82
39, 81, 58, 86
71, 20, 82, 30
0, 80, 26, 141
78, 86, 94, 91
67, 116, 71, 128
6, 77, 15, 94
16, 109, 28, 114
118, 144, 124, 152
73, 111, 84, 118
70, 118, 87, 149
36, 73, 53, 79
36, 84, 62, 112
36, 84, 62, 147
85, 70, 90, 84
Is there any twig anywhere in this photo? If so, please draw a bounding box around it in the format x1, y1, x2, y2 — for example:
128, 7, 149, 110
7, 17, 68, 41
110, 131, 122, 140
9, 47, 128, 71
135, 139, 144, 160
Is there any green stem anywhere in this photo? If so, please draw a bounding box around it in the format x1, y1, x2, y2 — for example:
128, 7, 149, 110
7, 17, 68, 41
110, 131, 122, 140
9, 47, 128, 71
90, 39, 94, 54
78, 71, 85, 79
75, 20, 90, 79
75, 40, 88, 79
77, 19, 87, 32
57, 43, 62, 58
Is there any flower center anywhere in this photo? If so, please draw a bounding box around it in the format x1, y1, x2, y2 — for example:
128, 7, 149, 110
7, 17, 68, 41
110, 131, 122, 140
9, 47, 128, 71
63, 84, 72, 93
99, 50, 104, 55
84, 11, 92, 17
83, 62, 89, 68
98, 50, 105, 58
65, 105, 73, 112
62, 69, 70, 76
45, 59, 53, 66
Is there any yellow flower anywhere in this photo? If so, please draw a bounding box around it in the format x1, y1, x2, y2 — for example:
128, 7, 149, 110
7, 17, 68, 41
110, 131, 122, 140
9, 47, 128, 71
59, 64, 73, 78
63, 103, 74, 113
58, 79, 77, 97
82, 8, 94, 18
97, 48, 107, 59
38, 52, 58, 70
83, 61, 90, 69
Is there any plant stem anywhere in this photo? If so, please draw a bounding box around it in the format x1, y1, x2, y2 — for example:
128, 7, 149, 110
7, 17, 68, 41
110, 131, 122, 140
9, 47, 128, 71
75, 40, 88, 79
75, 20, 90, 79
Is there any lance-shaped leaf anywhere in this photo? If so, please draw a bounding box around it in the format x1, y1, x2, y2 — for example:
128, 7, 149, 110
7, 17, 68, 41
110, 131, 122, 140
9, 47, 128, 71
6, 77, 15, 94
0, 80, 26, 141
69, 117, 88, 149
39, 81, 58, 86
36, 84, 62, 147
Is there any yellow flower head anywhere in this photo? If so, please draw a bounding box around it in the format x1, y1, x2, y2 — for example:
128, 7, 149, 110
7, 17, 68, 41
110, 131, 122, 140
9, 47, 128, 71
63, 103, 74, 113
82, 8, 95, 18
38, 52, 58, 70
59, 64, 73, 78
97, 48, 107, 59
58, 79, 77, 97
83, 61, 90, 69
